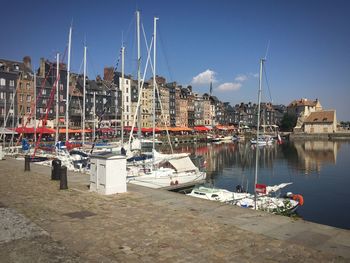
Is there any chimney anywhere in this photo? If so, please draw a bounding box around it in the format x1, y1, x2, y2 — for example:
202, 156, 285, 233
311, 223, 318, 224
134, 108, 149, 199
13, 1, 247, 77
23, 56, 32, 70
104, 67, 114, 82
39, 58, 46, 77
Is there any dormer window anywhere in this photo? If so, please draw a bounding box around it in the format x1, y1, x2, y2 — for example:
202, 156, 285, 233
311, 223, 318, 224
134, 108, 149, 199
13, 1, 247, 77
323, 118, 327, 121
14, 64, 19, 70
313, 118, 318, 121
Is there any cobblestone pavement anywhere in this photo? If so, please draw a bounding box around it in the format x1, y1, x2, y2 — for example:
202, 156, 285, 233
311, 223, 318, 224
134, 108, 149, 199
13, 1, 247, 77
0, 158, 349, 262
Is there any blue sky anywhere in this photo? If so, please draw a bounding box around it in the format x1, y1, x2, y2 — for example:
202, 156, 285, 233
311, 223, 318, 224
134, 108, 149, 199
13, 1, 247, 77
1, 0, 350, 120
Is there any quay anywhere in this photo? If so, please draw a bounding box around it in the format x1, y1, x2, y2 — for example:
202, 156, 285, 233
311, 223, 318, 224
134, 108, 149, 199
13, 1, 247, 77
0, 158, 349, 262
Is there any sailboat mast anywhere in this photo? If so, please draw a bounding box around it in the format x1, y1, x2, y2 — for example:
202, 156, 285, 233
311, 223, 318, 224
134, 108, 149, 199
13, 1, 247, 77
82, 45, 87, 145
136, 10, 142, 139
34, 70, 37, 143
66, 26, 72, 142
93, 92, 96, 141
121, 46, 125, 145
152, 17, 158, 150
254, 58, 264, 210
55, 53, 59, 146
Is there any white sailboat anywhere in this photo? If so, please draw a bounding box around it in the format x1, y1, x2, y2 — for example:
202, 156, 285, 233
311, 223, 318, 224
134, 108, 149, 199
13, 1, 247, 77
127, 16, 206, 188
235, 58, 302, 214
187, 59, 302, 215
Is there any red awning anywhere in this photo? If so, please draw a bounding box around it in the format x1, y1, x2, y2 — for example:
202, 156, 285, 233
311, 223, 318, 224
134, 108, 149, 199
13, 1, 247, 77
15, 127, 35, 134
141, 127, 161, 133
59, 128, 77, 134
194, 126, 211, 132
36, 127, 55, 134
124, 126, 138, 132
97, 128, 115, 133
16, 127, 55, 134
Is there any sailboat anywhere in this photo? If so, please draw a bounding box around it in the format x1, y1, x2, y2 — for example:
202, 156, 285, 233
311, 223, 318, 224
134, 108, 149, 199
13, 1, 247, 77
187, 59, 303, 215
126, 16, 206, 188
234, 58, 302, 214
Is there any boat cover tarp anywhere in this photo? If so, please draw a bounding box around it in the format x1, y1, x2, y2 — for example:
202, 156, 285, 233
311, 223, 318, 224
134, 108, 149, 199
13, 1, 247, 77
168, 156, 197, 173
153, 149, 189, 164
0, 127, 17, 134
266, 183, 292, 194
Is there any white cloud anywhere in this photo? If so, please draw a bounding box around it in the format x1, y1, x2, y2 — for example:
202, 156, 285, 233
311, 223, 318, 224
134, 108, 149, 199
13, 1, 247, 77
249, 72, 259, 78
217, 82, 242, 91
234, 74, 248, 82
191, 69, 217, 85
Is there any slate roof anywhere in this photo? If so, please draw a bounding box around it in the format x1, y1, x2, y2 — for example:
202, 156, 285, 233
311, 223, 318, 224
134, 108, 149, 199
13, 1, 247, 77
288, 98, 318, 107
304, 110, 335, 124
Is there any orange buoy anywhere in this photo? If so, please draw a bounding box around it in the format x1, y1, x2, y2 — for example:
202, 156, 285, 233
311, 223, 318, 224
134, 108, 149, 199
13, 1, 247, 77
292, 194, 304, 206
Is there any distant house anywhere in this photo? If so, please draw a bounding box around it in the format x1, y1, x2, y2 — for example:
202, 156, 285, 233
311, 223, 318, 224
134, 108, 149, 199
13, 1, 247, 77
287, 98, 323, 132
287, 98, 322, 118
303, 110, 337, 133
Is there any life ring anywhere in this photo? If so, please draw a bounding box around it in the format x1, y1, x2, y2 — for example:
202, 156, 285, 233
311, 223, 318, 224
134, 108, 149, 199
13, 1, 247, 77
292, 194, 304, 206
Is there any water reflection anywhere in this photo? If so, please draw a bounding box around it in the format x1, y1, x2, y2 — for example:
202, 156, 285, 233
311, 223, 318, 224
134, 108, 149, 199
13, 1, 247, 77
162, 140, 341, 178
159, 140, 350, 229
285, 140, 340, 175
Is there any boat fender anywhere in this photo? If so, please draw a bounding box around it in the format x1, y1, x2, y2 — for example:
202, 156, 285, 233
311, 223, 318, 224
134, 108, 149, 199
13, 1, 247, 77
170, 181, 175, 186
292, 194, 304, 206
175, 180, 179, 185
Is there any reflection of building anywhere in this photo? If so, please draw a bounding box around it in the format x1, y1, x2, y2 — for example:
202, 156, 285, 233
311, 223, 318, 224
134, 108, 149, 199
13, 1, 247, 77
293, 140, 340, 174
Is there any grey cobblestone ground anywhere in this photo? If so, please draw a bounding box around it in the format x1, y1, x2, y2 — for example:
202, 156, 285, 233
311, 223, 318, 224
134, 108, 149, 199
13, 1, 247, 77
0, 158, 349, 262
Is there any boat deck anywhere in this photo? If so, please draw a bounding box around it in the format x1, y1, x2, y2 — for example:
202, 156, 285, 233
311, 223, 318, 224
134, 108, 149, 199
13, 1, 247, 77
0, 157, 349, 262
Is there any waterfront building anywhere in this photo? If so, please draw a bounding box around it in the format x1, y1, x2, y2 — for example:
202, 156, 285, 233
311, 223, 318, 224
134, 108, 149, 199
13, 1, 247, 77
202, 93, 212, 126
303, 110, 337, 133
185, 86, 195, 127
288, 98, 323, 132
166, 82, 177, 127
177, 88, 188, 127
223, 102, 234, 125
0, 57, 34, 127
210, 96, 224, 126
141, 82, 152, 128
260, 102, 276, 127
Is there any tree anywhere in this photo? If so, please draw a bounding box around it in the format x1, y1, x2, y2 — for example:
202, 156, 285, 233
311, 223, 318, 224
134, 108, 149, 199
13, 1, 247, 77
280, 113, 297, 131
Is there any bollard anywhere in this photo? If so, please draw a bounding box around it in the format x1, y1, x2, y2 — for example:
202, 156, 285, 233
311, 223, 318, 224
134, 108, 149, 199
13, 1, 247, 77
51, 159, 62, 180
24, 155, 30, 171
59, 166, 68, 190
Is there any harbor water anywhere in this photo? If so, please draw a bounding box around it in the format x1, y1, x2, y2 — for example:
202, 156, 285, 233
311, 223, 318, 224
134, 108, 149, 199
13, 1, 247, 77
159, 140, 350, 230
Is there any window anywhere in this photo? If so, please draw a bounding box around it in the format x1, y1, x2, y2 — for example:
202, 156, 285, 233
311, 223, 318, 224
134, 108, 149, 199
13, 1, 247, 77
42, 89, 46, 95
26, 83, 30, 90
27, 95, 31, 102
27, 107, 31, 113
9, 80, 14, 87
0, 92, 4, 99
60, 106, 64, 113
19, 94, 23, 102
9, 93, 13, 100
0, 78, 5, 86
